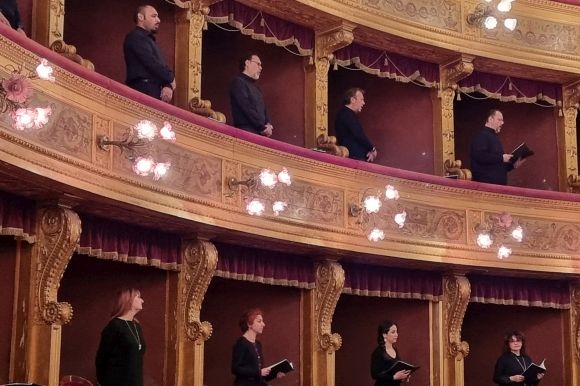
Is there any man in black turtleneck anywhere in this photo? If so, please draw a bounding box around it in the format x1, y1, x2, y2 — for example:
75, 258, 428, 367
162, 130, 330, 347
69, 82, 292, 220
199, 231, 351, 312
230, 53, 273, 137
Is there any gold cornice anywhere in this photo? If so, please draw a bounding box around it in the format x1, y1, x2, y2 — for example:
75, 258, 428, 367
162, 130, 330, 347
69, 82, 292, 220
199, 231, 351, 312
443, 273, 470, 360
35, 205, 81, 325
440, 55, 475, 90
314, 260, 344, 353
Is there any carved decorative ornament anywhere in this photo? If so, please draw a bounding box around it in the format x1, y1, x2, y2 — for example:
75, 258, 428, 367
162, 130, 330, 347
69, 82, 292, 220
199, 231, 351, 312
180, 239, 218, 341
50, 40, 95, 71
444, 159, 472, 180
314, 260, 344, 352
571, 282, 580, 360
35, 206, 81, 325
443, 273, 470, 360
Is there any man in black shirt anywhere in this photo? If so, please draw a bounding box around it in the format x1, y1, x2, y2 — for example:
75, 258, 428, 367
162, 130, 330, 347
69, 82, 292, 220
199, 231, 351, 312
0, 0, 26, 35
124, 5, 175, 102
470, 109, 524, 185
334, 87, 377, 162
229, 53, 273, 136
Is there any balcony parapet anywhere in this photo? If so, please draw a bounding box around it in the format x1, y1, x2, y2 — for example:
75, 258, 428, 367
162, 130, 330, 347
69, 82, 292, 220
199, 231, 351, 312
1, 25, 580, 276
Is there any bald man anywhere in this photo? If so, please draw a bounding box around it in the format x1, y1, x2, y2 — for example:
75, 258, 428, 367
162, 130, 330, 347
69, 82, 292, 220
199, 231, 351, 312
123, 5, 176, 102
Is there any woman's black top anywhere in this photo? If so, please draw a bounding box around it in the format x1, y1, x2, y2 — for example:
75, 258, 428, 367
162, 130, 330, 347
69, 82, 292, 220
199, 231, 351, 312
493, 352, 541, 386
370, 346, 402, 386
231, 336, 268, 386
95, 318, 146, 386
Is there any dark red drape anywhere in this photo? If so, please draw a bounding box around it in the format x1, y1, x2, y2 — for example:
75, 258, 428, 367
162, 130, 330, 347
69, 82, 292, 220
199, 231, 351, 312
215, 242, 315, 288
0, 190, 35, 243
207, 0, 313, 56
77, 214, 181, 270
469, 274, 570, 309
342, 263, 442, 300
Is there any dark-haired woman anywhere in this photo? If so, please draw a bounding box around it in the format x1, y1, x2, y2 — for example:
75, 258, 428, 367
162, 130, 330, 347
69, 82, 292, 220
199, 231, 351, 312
95, 288, 146, 386
493, 330, 545, 385
370, 320, 411, 386
231, 308, 284, 386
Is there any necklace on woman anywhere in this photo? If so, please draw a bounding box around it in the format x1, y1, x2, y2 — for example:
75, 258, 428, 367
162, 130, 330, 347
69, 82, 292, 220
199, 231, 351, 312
125, 320, 142, 350
513, 353, 527, 371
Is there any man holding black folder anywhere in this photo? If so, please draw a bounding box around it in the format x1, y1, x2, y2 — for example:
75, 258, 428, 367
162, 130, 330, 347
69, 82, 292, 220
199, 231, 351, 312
470, 109, 526, 185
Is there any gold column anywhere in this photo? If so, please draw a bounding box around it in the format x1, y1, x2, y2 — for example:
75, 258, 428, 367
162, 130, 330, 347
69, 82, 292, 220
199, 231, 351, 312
304, 22, 355, 149
303, 260, 344, 386
566, 281, 580, 386
11, 204, 81, 386
430, 300, 444, 386
442, 273, 470, 386
32, 0, 65, 47
436, 55, 474, 176
561, 81, 580, 192
166, 238, 217, 386
173, 0, 225, 121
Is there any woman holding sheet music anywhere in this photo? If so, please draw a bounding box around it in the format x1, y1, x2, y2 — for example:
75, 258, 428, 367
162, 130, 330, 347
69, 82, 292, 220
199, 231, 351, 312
370, 320, 412, 385
493, 330, 545, 386
231, 308, 285, 386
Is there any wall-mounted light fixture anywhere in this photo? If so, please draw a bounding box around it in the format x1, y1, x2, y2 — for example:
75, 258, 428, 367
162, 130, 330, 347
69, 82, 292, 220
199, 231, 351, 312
98, 120, 176, 180
475, 212, 523, 259
467, 0, 517, 31
228, 168, 292, 216
1, 58, 54, 130
349, 185, 406, 242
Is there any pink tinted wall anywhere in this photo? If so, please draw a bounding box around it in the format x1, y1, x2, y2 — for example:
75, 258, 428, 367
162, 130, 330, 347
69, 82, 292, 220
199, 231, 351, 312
0, 238, 16, 383
328, 69, 435, 173
201, 25, 306, 147
463, 303, 564, 386
201, 277, 301, 386
334, 294, 431, 386
59, 254, 167, 386
454, 97, 559, 190
64, 0, 175, 84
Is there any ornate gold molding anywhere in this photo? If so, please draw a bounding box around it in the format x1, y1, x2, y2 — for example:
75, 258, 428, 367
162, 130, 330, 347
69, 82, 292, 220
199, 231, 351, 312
309, 22, 355, 145
563, 81, 580, 191
189, 97, 226, 123
572, 282, 580, 360
444, 159, 472, 180
35, 205, 81, 325
443, 273, 470, 360
180, 239, 218, 341
50, 40, 95, 71
314, 260, 344, 353
316, 134, 349, 157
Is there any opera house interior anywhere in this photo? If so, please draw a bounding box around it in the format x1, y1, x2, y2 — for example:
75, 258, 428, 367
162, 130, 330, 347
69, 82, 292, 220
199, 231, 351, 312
2, 0, 580, 386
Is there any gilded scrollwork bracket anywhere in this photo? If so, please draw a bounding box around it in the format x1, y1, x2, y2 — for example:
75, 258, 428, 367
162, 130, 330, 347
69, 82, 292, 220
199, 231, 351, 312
444, 159, 472, 180
443, 273, 470, 360
35, 205, 81, 326
571, 281, 580, 360
314, 260, 344, 353
180, 239, 218, 342
562, 81, 580, 192
50, 40, 95, 71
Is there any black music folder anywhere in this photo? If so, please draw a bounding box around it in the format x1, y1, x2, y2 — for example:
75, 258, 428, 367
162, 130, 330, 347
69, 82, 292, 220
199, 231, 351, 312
510, 142, 534, 163
522, 359, 546, 381
381, 360, 420, 376
264, 358, 294, 381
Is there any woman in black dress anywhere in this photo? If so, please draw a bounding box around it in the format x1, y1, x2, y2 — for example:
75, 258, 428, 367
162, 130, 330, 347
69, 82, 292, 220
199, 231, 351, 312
95, 288, 146, 386
231, 308, 284, 386
493, 330, 545, 386
370, 320, 411, 386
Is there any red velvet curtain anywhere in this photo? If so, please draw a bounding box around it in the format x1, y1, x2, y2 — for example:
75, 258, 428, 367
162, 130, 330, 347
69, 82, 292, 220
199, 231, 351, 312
333, 43, 439, 87
215, 242, 315, 288
77, 214, 181, 270
469, 275, 570, 309
0, 190, 35, 243
458, 71, 562, 106
342, 263, 442, 300
207, 0, 314, 56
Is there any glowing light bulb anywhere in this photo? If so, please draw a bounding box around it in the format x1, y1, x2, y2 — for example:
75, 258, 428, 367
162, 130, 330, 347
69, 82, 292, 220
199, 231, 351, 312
277, 168, 291, 186
497, 0, 512, 12
159, 122, 176, 141
133, 157, 155, 176
497, 245, 512, 259
368, 228, 385, 242
484, 16, 498, 29
477, 232, 493, 248
511, 226, 523, 242
363, 196, 382, 214
153, 162, 170, 180
272, 201, 287, 216
12, 108, 36, 130
33, 106, 52, 128
246, 199, 265, 216
504, 18, 517, 31
259, 169, 278, 188
36, 59, 55, 82
394, 211, 407, 228
134, 120, 157, 140
385, 185, 400, 200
